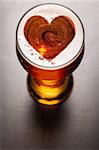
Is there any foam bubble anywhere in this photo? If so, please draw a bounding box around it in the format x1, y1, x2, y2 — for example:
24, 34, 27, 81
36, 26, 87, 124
17, 3, 84, 70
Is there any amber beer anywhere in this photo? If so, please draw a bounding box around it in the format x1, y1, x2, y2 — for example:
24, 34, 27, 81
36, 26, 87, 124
16, 4, 84, 105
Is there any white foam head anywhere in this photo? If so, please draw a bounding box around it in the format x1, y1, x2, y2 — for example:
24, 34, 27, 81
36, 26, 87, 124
17, 3, 84, 70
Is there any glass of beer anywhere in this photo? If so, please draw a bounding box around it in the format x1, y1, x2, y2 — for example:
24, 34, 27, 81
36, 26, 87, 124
16, 3, 85, 105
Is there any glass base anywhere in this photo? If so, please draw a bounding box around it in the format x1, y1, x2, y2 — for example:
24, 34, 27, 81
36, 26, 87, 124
27, 74, 73, 106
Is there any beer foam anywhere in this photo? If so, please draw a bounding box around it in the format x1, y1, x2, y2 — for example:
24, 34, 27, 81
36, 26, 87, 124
17, 3, 84, 70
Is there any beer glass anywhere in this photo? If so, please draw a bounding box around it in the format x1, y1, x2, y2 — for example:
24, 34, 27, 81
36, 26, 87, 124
16, 3, 85, 105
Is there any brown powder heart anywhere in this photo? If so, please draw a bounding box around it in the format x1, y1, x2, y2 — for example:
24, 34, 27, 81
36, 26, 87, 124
24, 16, 75, 59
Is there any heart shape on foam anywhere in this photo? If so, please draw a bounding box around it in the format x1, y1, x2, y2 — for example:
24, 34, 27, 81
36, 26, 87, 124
24, 16, 75, 59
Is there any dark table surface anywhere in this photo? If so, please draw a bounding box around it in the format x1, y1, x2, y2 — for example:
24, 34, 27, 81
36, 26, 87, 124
0, 1, 99, 150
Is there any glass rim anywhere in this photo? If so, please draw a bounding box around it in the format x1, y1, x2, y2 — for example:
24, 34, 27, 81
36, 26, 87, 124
16, 3, 85, 70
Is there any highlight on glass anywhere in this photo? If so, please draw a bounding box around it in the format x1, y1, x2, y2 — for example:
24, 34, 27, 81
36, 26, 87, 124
16, 3, 85, 105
